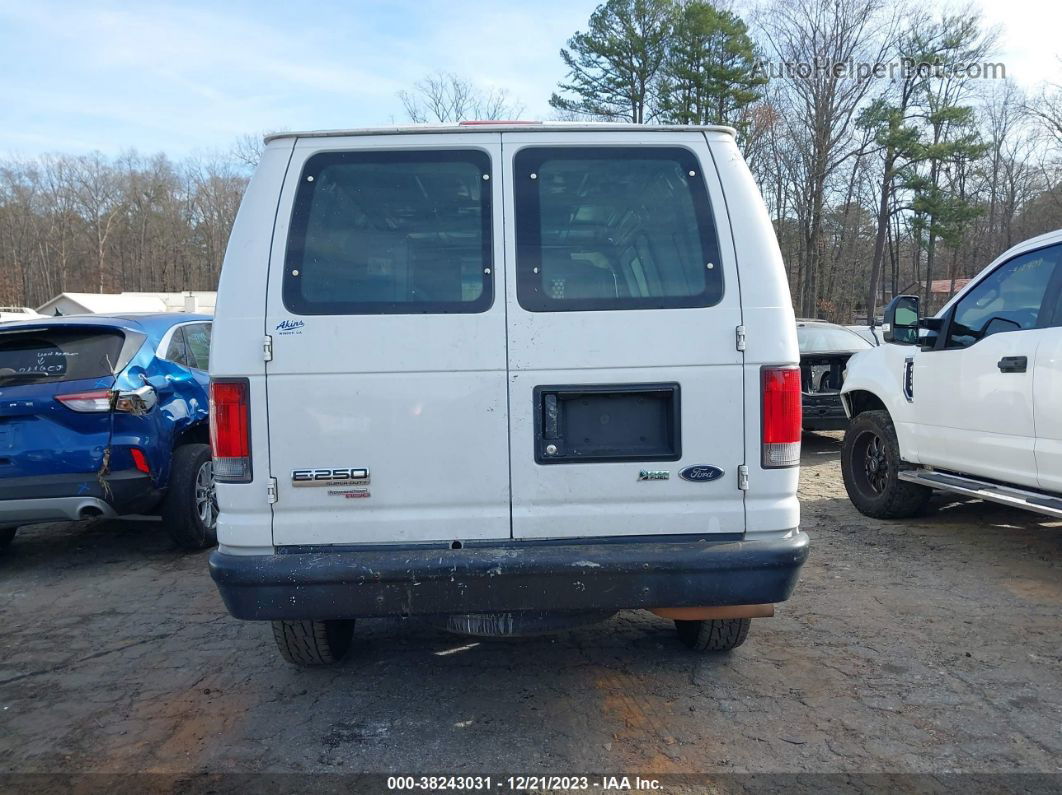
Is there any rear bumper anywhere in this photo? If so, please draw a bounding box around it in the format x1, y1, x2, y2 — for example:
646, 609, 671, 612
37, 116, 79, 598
0, 470, 159, 527
802, 393, 848, 430
209, 531, 810, 620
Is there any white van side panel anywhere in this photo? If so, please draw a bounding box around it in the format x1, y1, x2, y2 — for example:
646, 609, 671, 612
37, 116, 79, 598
704, 134, 800, 534
264, 134, 511, 546
213, 139, 294, 554
502, 131, 746, 539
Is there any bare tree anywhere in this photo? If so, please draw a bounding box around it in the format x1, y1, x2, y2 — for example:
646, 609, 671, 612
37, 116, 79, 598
0, 151, 249, 307
398, 73, 524, 123
230, 133, 265, 170
758, 0, 895, 317
1026, 59, 1062, 151
69, 152, 126, 293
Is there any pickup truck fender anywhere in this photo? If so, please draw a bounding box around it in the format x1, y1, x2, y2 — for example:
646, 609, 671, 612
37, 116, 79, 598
840, 344, 923, 464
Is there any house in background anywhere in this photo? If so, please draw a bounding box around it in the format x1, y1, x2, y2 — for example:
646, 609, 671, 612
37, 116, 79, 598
35, 291, 216, 316
927, 279, 972, 313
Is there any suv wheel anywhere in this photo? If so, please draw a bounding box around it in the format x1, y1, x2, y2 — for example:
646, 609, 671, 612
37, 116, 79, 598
272, 620, 355, 666
0, 527, 16, 553
675, 618, 751, 651
842, 410, 931, 519
163, 443, 218, 550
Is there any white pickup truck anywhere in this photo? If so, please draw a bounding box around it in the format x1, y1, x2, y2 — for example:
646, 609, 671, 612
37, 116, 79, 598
840, 230, 1062, 520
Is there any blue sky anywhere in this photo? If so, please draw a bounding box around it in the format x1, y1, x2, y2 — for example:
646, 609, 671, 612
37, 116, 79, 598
0, 0, 1059, 158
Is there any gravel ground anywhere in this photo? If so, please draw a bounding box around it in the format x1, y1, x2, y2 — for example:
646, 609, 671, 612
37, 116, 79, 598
1, 432, 1060, 784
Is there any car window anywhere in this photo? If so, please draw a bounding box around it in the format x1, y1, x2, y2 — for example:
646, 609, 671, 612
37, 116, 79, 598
1045, 271, 1062, 328
513, 147, 722, 312
947, 244, 1060, 348
0, 328, 124, 387
164, 327, 192, 366
283, 150, 492, 315
797, 325, 873, 353
183, 323, 211, 370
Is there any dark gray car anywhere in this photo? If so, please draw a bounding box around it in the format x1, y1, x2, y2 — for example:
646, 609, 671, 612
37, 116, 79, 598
797, 320, 873, 431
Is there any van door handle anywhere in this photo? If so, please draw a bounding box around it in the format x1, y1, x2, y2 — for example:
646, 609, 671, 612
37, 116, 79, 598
997, 356, 1028, 373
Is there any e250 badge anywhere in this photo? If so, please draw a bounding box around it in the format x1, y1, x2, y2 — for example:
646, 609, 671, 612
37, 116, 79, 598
292, 468, 369, 487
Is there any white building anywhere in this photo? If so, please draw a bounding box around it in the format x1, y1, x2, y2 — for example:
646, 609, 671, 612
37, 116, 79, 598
35, 291, 216, 317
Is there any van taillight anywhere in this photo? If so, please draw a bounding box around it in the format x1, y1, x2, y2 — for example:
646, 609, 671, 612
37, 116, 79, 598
210, 379, 251, 483
762, 367, 801, 468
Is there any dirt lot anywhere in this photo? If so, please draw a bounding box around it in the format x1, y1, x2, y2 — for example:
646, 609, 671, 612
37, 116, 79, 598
1, 432, 1061, 784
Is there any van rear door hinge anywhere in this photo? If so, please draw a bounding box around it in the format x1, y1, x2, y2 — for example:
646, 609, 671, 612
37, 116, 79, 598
738, 465, 750, 491
266, 477, 278, 504
735, 325, 747, 352
263, 335, 273, 362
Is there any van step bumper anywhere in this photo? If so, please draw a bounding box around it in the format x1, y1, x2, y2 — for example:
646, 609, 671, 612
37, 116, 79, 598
209, 531, 810, 620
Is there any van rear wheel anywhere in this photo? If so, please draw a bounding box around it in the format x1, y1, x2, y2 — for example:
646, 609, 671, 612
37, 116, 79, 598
674, 618, 750, 651
272, 619, 355, 666
0, 527, 15, 553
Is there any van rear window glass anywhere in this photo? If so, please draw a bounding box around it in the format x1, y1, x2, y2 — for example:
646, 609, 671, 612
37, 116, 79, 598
514, 147, 722, 312
0, 329, 124, 387
284, 150, 493, 315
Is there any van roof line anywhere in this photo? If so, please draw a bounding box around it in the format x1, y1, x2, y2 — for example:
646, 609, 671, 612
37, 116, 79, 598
263, 122, 738, 144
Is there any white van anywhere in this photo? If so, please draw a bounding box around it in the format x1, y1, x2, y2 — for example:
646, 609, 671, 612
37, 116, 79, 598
208, 123, 808, 666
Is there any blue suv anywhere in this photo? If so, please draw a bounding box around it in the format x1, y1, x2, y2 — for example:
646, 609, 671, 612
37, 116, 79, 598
0, 314, 215, 551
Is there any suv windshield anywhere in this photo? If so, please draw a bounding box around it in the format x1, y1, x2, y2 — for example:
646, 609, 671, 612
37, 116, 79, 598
0, 328, 125, 387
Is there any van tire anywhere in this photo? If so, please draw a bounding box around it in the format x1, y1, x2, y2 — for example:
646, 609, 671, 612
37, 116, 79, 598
0, 527, 15, 553
163, 443, 218, 550
842, 410, 931, 519
674, 618, 750, 651
272, 620, 355, 666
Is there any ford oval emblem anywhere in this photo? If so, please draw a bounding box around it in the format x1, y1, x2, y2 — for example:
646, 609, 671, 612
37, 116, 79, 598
679, 465, 724, 482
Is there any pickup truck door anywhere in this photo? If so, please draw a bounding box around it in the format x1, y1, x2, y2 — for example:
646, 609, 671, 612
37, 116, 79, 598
912, 244, 1061, 489
1033, 267, 1062, 494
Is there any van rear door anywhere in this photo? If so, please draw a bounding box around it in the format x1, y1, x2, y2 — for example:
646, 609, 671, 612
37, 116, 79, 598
501, 131, 745, 539
264, 134, 511, 546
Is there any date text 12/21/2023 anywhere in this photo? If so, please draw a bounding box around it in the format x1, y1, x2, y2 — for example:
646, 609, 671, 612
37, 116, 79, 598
386, 776, 663, 791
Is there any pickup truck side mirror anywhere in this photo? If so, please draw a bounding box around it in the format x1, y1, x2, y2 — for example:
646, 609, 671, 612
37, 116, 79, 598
882, 295, 920, 345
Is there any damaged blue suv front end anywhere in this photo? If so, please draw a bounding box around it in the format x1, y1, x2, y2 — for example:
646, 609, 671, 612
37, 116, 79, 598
0, 314, 212, 546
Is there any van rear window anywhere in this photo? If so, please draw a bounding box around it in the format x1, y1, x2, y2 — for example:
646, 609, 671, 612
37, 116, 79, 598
514, 147, 722, 312
284, 150, 493, 315
0, 329, 125, 387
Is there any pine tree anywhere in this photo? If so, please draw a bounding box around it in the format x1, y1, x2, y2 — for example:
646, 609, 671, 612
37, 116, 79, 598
902, 14, 994, 305
548, 0, 672, 123
658, 2, 765, 128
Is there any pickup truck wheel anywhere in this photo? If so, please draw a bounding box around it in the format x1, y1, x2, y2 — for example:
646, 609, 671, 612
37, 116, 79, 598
674, 618, 750, 651
272, 620, 355, 666
162, 443, 218, 550
842, 410, 931, 519
0, 527, 15, 553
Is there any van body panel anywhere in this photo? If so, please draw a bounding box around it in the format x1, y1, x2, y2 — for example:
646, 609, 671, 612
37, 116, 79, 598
501, 131, 745, 538
212, 139, 294, 552
264, 134, 511, 545
703, 135, 800, 533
